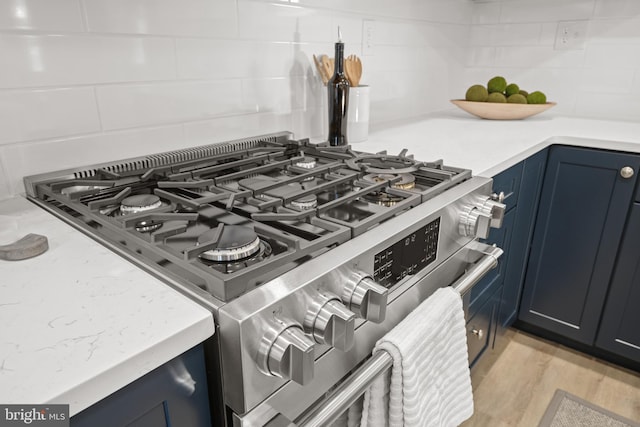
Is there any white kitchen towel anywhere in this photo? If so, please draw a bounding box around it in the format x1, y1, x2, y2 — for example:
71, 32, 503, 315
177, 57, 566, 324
360, 286, 474, 427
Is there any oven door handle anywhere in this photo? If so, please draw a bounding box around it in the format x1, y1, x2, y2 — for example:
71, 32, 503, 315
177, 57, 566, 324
451, 242, 503, 297
293, 243, 503, 427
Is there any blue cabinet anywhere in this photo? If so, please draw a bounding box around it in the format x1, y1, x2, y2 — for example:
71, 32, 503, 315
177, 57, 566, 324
467, 149, 547, 365
519, 146, 640, 347
71, 344, 212, 427
497, 149, 547, 334
595, 203, 640, 363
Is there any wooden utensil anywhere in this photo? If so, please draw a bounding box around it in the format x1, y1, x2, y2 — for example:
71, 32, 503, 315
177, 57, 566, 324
321, 55, 335, 83
313, 54, 330, 85
345, 55, 362, 87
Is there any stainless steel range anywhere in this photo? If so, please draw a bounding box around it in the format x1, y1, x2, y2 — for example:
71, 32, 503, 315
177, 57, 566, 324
24, 131, 505, 426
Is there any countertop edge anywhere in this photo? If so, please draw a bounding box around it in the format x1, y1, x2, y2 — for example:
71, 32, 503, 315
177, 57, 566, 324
60, 315, 215, 416
479, 135, 640, 177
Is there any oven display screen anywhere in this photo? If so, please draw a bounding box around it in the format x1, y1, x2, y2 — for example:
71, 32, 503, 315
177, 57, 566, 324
373, 217, 440, 287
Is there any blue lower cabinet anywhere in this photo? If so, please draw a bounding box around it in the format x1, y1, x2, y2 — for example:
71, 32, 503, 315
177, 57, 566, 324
497, 148, 547, 334
466, 149, 548, 367
595, 203, 640, 363
519, 146, 640, 346
467, 281, 501, 368
469, 209, 514, 321
491, 160, 523, 213
71, 344, 212, 427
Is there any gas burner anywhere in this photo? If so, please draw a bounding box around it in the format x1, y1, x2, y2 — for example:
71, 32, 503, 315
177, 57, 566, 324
363, 192, 404, 207
134, 219, 163, 233
206, 240, 273, 274
120, 194, 163, 214
291, 194, 318, 210
295, 157, 317, 169
198, 226, 262, 262
290, 157, 317, 182
346, 154, 424, 175
363, 173, 416, 190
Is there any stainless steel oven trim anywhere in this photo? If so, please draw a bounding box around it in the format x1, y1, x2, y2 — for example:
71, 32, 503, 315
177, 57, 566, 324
232, 241, 503, 427
295, 243, 503, 427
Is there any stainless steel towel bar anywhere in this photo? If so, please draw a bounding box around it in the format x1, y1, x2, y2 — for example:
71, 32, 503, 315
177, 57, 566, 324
295, 244, 503, 427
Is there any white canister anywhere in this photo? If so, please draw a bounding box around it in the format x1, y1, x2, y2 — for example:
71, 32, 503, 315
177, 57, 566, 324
347, 85, 370, 143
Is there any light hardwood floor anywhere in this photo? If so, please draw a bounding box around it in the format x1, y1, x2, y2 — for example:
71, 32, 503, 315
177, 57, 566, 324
461, 328, 640, 426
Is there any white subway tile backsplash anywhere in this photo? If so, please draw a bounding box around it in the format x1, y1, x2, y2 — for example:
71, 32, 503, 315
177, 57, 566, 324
3, 125, 186, 195
427, 23, 469, 48
0, 87, 100, 145
0, 34, 176, 88
242, 77, 295, 114
588, 18, 640, 44
466, 47, 496, 67
176, 39, 294, 80
633, 70, 640, 95
83, 0, 237, 37
0, 153, 10, 200
0, 0, 639, 198
469, 25, 493, 46
594, 0, 640, 18
471, 23, 543, 47
539, 22, 558, 45
500, 0, 596, 23
585, 43, 640, 68
580, 67, 635, 93
494, 45, 586, 68
418, 0, 473, 25
0, 0, 84, 32
292, 0, 472, 23
365, 45, 432, 73
96, 81, 244, 130
574, 91, 640, 121
374, 20, 465, 48
238, 1, 332, 43
184, 113, 293, 146
471, 2, 502, 25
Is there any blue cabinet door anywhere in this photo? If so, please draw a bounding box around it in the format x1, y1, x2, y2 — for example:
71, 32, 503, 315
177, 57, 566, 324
595, 203, 640, 363
519, 146, 640, 345
498, 149, 547, 332
71, 344, 212, 427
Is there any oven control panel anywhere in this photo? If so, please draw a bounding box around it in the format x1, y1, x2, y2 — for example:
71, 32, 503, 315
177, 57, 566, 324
373, 217, 440, 287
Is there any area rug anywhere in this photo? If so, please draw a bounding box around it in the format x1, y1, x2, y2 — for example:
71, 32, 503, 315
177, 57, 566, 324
538, 389, 640, 427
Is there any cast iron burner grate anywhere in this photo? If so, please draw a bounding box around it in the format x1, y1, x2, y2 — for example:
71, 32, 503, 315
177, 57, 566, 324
26, 132, 471, 302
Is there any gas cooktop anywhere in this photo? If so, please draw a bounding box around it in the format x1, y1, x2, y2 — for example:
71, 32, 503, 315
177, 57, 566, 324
25, 131, 470, 302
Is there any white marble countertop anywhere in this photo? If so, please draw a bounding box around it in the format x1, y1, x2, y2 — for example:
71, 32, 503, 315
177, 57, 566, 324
2, 109, 639, 418
0, 196, 215, 416
357, 110, 640, 176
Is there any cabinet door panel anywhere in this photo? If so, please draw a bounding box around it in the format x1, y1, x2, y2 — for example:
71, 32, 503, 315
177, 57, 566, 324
71, 345, 211, 427
596, 203, 640, 362
469, 208, 513, 317
499, 149, 547, 330
519, 146, 640, 345
492, 161, 523, 212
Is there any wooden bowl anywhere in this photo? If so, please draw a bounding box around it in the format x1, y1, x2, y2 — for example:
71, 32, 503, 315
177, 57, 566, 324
450, 99, 557, 120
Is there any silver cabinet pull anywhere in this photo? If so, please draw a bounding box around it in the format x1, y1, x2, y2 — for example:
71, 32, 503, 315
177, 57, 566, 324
472, 329, 484, 339
620, 166, 634, 179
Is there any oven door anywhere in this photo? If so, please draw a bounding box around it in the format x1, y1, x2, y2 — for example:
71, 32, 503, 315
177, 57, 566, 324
232, 241, 503, 427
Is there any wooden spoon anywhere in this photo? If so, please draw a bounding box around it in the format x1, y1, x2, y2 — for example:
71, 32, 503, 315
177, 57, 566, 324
321, 55, 335, 82
313, 54, 329, 84
345, 55, 362, 87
